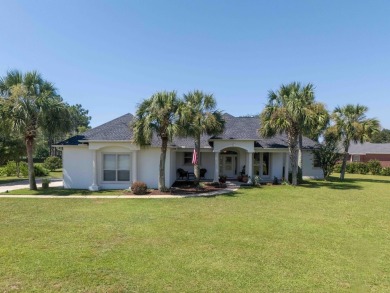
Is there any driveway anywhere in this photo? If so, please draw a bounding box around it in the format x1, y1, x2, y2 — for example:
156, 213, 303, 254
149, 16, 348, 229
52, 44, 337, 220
0, 178, 63, 193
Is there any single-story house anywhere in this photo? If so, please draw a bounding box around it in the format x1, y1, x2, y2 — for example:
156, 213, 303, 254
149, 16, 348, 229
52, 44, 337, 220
56, 113, 323, 190
347, 142, 390, 167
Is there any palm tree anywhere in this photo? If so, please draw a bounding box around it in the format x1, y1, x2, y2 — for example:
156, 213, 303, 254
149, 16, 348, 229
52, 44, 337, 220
260, 82, 325, 186
296, 84, 329, 174
328, 104, 380, 180
0, 70, 71, 190
178, 90, 225, 185
133, 91, 180, 191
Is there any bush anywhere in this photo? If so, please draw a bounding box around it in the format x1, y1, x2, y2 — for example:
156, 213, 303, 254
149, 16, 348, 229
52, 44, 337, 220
0, 167, 6, 176
19, 162, 28, 177
3, 161, 17, 176
43, 156, 62, 171
34, 164, 49, 177
381, 167, 390, 176
356, 162, 369, 174
131, 181, 148, 195
346, 162, 358, 174
333, 163, 342, 173
367, 160, 382, 175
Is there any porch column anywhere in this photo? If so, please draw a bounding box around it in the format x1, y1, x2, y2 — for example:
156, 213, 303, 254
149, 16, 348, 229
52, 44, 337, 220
89, 150, 99, 191
247, 152, 253, 178
132, 150, 138, 183
284, 152, 289, 181
213, 151, 220, 182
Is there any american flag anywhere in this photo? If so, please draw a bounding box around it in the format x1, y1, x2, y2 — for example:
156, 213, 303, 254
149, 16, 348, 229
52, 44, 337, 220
192, 149, 198, 165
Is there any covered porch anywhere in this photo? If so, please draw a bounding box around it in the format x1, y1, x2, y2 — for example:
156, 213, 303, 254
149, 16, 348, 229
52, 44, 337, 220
173, 142, 290, 184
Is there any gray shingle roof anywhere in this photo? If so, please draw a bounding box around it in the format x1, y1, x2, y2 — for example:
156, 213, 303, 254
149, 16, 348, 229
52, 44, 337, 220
57, 112, 318, 149
348, 142, 390, 154
57, 113, 134, 145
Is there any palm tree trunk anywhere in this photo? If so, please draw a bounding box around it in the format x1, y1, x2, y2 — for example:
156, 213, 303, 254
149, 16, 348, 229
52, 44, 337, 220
194, 136, 201, 186
298, 133, 303, 177
288, 132, 299, 186
26, 137, 37, 190
340, 145, 349, 181
159, 137, 168, 191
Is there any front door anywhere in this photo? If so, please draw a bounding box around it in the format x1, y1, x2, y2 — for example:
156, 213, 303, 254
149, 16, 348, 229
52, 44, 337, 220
220, 155, 237, 178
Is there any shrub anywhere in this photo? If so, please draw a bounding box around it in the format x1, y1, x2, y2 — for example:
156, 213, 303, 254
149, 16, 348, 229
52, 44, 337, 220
356, 162, 369, 175
19, 162, 28, 177
43, 156, 62, 171
34, 164, 49, 176
3, 161, 17, 176
0, 167, 6, 176
333, 163, 342, 173
131, 181, 148, 195
381, 167, 390, 176
367, 160, 382, 175
346, 162, 357, 174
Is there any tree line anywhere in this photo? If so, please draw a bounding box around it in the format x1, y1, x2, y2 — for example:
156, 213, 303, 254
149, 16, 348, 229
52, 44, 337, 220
0, 70, 91, 189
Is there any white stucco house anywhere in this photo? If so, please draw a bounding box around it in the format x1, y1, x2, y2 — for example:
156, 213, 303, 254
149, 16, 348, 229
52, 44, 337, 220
56, 113, 323, 190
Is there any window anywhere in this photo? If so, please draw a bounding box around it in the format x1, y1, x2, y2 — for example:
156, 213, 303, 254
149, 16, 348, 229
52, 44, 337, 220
313, 155, 321, 168
184, 152, 192, 165
103, 154, 130, 181
183, 152, 201, 165
352, 155, 360, 162
262, 153, 270, 175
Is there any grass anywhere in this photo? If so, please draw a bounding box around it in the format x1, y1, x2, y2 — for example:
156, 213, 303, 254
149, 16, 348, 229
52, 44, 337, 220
0, 176, 28, 184
1, 186, 124, 196
0, 174, 389, 292
0, 169, 63, 185
48, 169, 63, 179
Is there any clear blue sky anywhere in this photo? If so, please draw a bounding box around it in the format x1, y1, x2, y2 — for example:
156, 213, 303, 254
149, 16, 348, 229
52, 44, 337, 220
1, 0, 389, 128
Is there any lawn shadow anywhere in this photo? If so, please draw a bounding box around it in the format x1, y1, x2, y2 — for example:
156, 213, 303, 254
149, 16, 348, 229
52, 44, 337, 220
300, 179, 362, 190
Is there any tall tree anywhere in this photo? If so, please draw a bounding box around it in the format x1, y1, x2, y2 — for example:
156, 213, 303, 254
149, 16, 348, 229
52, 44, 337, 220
328, 104, 380, 180
68, 103, 91, 135
370, 128, 390, 143
260, 82, 325, 186
293, 83, 329, 176
178, 90, 225, 185
133, 91, 180, 191
0, 70, 71, 190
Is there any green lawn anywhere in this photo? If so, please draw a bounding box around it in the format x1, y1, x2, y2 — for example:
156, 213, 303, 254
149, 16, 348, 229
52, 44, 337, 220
0, 174, 389, 292
0, 169, 62, 185
0, 176, 28, 184
1, 186, 124, 196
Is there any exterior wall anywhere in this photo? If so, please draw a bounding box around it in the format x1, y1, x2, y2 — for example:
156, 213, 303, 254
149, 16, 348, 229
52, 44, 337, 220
213, 140, 254, 153
271, 152, 284, 179
63, 146, 93, 189
169, 149, 177, 186
348, 154, 390, 167
137, 147, 162, 189
302, 150, 323, 179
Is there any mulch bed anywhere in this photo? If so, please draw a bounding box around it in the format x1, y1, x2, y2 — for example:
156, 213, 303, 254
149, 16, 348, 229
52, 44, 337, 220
125, 182, 228, 196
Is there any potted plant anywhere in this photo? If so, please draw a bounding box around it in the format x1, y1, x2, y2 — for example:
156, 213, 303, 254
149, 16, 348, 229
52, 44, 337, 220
242, 174, 248, 183
219, 175, 227, 183
42, 177, 51, 189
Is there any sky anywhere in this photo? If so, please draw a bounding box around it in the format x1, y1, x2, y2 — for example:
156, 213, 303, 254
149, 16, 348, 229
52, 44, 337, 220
1, 0, 390, 128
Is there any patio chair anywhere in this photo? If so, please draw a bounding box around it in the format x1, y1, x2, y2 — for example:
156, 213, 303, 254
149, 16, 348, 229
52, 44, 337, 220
200, 168, 207, 179
177, 168, 188, 180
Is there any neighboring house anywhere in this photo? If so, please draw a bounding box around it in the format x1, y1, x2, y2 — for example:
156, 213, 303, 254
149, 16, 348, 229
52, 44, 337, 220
347, 142, 390, 167
56, 113, 323, 190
